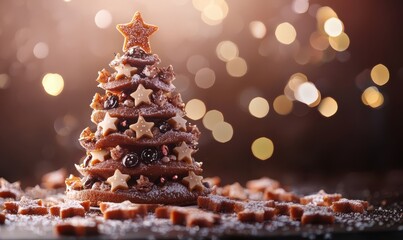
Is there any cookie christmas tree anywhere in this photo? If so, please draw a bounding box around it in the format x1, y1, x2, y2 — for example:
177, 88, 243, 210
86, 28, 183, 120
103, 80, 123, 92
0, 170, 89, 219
66, 12, 210, 206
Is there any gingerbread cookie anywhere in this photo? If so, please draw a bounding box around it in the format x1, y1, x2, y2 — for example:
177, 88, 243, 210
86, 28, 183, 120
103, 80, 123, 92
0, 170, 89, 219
331, 198, 369, 213
300, 190, 342, 206
234, 200, 276, 222
221, 182, 248, 200
198, 195, 276, 223
246, 177, 280, 192
55, 217, 99, 236
198, 195, 237, 213
42, 168, 67, 189
0, 178, 23, 200
264, 188, 300, 203
155, 206, 220, 227
4, 197, 48, 215
49, 200, 90, 218
100, 200, 159, 219
288, 204, 335, 224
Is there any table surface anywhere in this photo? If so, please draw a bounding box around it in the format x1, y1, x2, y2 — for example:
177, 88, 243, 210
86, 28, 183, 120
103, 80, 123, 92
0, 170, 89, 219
1, 190, 402, 239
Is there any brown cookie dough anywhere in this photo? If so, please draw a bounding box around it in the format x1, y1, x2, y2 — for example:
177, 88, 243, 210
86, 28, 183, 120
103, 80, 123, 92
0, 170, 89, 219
67, 181, 211, 206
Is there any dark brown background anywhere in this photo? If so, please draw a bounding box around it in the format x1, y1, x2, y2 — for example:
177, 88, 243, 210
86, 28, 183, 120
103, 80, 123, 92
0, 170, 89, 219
0, 0, 402, 188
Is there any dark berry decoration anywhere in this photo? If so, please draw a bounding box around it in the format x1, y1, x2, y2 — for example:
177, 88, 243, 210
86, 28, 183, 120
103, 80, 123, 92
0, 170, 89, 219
83, 176, 99, 189
158, 121, 171, 133
141, 148, 159, 164
122, 153, 140, 168
104, 95, 119, 109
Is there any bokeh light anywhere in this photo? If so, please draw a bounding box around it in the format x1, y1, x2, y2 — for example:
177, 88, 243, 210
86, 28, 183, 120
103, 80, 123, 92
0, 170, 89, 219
249, 21, 266, 39
309, 32, 329, 51
316, 6, 338, 26
212, 122, 233, 143
200, 0, 229, 25
275, 22, 297, 45
186, 55, 209, 74
226, 57, 247, 77
329, 32, 350, 52
185, 99, 207, 120
318, 97, 338, 117
292, 0, 309, 14
362, 86, 384, 108
0, 73, 10, 89
33, 42, 49, 59
251, 137, 274, 160
295, 82, 319, 105
42, 73, 64, 96
273, 95, 293, 115
203, 110, 224, 130
216, 40, 239, 62
324, 17, 343, 37
249, 97, 270, 118
370, 64, 390, 86
192, 0, 209, 11
94, 9, 112, 29
284, 72, 308, 101
195, 67, 216, 89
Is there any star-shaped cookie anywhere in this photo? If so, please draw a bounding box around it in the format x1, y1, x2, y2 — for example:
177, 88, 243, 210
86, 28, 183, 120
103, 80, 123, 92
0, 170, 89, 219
100, 201, 159, 220
182, 171, 204, 191
130, 84, 153, 107
116, 11, 158, 52
129, 115, 154, 139
168, 114, 187, 131
173, 142, 193, 164
98, 113, 118, 136
89, 150, 109, 165
114, 63, 137, 79
106, 169, 130, 192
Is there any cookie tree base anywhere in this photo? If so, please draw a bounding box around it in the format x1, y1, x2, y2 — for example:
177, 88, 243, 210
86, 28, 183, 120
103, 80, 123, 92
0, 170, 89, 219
66, 182, 211, 206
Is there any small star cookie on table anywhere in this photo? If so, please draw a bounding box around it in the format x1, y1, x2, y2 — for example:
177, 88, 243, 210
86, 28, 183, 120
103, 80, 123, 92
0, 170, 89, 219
0, 178, 23, 199
49, 200, 90, 218
155, 206, 220, 227
331, 198, 369, 213
3, 196, 48, 215
55, 217, 99, 236
300, 190, 342, 207
99, 200, 159, 220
